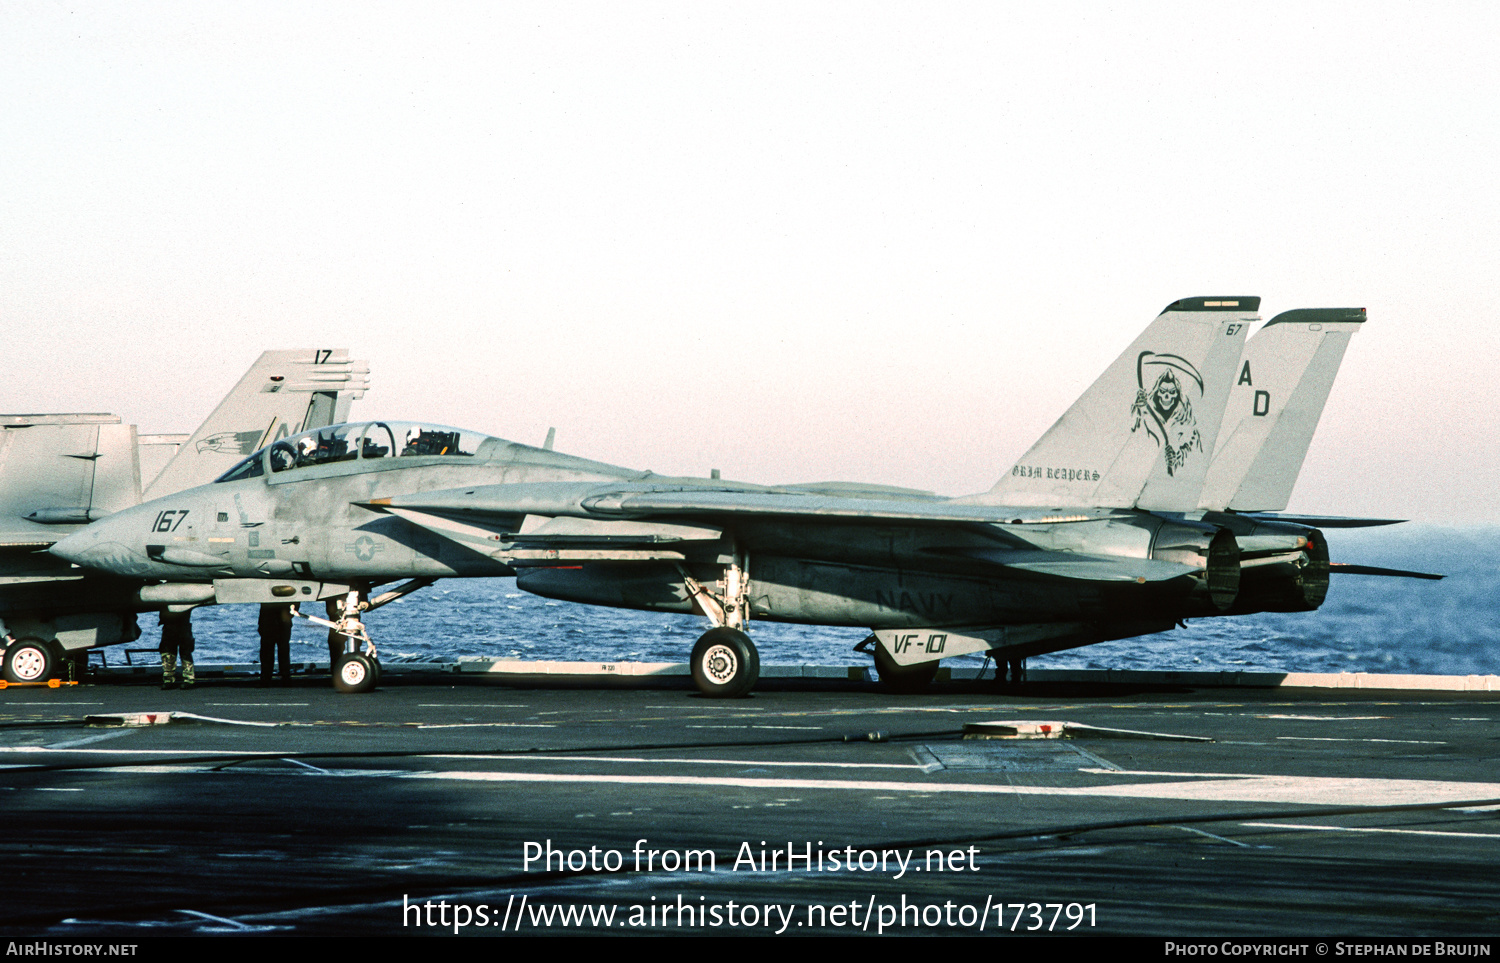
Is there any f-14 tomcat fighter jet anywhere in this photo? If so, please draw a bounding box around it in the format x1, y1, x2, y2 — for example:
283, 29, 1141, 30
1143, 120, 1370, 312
52, 298, 1418, 696
2, 349, 370, 683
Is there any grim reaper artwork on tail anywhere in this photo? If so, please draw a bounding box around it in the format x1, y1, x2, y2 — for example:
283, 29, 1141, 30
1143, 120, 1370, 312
1130, 351, 1203, 476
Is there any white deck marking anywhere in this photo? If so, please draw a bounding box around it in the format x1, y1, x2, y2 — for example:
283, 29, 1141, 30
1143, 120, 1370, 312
1256, 715, 1389, 721
42, 730, 138, 749
1068, 745, 1123, 771
0, 747, 284, 756
675, 724, 821, 730
421, 753, 925, 770
404, 770, 1500, 807
1240, 822, 1500, 840
413, 722, 557, 729
1170, 825, 1256, 848
14, 758, 1500, 809
1276, 736, 1445, 745
1078, 767, 1265, 778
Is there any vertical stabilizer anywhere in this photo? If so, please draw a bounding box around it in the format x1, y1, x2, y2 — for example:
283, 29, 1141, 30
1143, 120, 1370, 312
975, 297, 1257, 511
144, 349, 370, 498
1198, 308, 1364, 512
0, 415, 138, 532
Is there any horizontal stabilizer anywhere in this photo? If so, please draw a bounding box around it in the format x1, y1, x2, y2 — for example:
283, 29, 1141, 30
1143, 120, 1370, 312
1246, 513, 1405, 529
1330, 562, 1444, 580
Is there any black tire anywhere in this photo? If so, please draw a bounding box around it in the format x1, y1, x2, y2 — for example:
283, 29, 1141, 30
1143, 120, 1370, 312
690, 627, 760, 698
873, 643, 939, 694
332, 653, 377, 694
368, 655, 381, 687
3, 639, 58, 684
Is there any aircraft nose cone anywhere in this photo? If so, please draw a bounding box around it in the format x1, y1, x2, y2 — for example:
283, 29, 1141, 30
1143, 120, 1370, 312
49, 513, 157, 577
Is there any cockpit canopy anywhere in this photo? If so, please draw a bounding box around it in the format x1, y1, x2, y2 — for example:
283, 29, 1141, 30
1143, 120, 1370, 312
215, 422, 492, 482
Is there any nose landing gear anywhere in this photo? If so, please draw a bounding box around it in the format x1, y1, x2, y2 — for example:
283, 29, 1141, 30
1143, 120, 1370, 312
296, 578, 435, 693
333, 651, 378, 694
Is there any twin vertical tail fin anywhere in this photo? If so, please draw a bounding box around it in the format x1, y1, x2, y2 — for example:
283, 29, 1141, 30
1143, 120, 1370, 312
143, 349, 370, 499
976, 297, 1257, 511
1197, 308, 1364, 512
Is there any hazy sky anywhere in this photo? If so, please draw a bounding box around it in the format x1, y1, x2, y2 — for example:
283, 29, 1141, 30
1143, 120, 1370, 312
3, 2, 1497, 521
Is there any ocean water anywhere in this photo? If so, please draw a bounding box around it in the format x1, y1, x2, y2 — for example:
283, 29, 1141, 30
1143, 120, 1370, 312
151, 524, 1500, 676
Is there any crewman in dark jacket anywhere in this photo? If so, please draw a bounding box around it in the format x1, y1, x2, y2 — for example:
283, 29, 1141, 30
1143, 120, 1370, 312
258, 603, 295, 685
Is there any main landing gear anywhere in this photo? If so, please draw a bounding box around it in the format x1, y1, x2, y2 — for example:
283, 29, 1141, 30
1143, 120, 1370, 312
679, 548, 760, 698
690, 627, 760, 698
296, 579, 435, 693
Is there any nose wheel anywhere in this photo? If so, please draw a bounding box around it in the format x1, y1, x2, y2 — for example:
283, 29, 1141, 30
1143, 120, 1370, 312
332, 652, 378, 694
690, 627, 759, 698
307, 592, 377, 693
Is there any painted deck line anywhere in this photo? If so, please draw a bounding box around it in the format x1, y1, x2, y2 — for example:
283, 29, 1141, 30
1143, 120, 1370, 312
421, 753, 928, 771
84, 660, 1500, 691
405, 769, 1500, 807
1240, 822, 1500, 840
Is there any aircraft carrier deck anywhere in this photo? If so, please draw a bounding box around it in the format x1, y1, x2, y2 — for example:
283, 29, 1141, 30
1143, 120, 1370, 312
1, 661, 1498, 939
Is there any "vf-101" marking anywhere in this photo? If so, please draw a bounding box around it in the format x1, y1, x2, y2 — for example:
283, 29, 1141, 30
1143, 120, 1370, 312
890, 632, 949, 655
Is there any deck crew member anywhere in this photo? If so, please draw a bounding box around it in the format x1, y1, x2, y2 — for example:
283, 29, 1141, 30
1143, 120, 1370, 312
159, 610, 195, 690
258, 603, 296, 685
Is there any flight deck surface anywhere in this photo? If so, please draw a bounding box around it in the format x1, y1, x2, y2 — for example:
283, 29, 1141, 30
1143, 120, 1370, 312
1, 670, 1497, 938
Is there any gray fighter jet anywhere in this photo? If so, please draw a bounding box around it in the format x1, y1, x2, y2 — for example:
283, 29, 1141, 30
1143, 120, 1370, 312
51, 298, 1428, 696
1, 350, 369, 682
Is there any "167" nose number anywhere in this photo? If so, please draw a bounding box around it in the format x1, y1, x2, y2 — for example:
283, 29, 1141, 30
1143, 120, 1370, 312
151, 510, 190, 532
